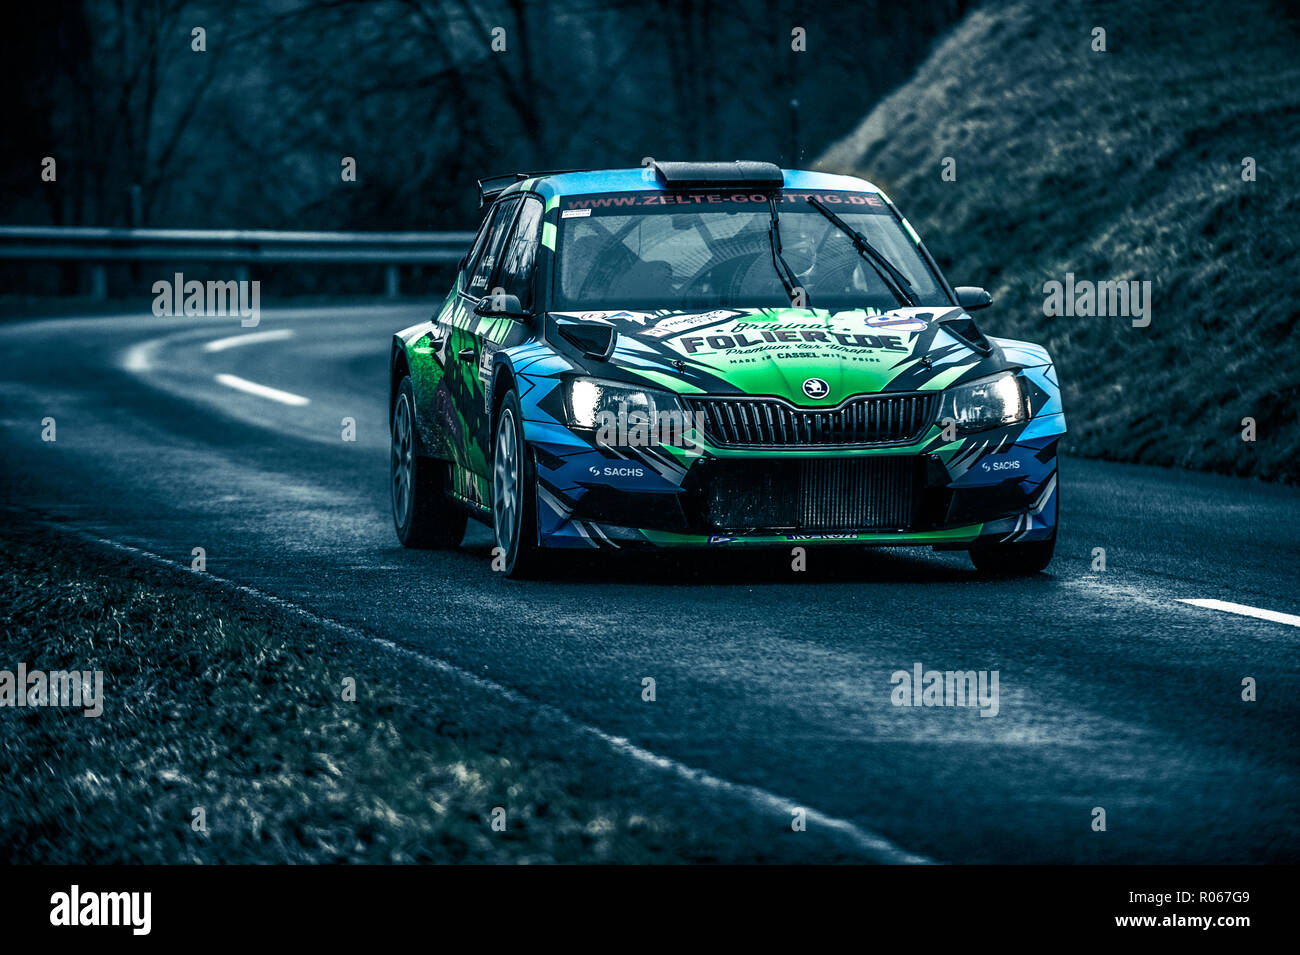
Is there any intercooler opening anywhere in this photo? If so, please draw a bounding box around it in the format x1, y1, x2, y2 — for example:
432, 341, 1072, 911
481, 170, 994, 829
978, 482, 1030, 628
696, 456, 919, 533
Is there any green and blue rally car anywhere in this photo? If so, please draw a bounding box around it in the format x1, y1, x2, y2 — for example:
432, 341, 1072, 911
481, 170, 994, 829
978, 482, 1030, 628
390, 161, 1064, 576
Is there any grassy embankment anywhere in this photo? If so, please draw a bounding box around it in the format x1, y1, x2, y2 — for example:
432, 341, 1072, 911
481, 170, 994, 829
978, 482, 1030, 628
1, 520, 850, 864
819, 0, 1300, 481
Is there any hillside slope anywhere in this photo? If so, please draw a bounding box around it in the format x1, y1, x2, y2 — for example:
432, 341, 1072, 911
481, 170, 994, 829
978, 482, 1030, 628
819, 0, 1300, 481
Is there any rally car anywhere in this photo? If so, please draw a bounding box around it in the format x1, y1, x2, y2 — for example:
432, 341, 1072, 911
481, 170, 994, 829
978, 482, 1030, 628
390, 161, 1064, 577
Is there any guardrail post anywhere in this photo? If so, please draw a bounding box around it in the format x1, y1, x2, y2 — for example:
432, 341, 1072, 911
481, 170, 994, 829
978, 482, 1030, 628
385, 265, 400, 299
90, 264, 107, 300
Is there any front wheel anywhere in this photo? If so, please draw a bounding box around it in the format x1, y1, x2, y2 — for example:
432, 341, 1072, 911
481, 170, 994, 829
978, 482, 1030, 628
968, 534, 1055, 575
492, 389, 543, 578
391, 375, 466, 549
969, 470, 1059, 575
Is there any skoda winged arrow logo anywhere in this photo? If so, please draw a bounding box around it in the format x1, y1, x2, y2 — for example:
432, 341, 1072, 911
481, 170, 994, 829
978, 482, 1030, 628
802, 377, 830, 400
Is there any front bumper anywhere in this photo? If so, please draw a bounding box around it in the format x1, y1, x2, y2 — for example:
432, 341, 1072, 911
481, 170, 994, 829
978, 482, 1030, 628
528, 425, 1061, 550
513, 341, 1065, 551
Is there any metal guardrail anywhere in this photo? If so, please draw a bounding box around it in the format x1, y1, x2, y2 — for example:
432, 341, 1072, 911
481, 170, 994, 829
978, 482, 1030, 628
0, 226, 477, 299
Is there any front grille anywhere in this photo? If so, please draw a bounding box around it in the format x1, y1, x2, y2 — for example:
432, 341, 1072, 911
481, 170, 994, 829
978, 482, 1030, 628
699, 457, 918, 533
684, 393, 936, 449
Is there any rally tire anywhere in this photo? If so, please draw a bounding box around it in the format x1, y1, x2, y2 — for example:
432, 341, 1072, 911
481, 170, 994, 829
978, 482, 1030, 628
492, 388, 544, 578
391, 376, 466, 549
968, 533, 1056, 575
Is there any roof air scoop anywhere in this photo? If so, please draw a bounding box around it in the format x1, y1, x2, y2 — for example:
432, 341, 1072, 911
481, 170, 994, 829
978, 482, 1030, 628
653, 161, 784, 191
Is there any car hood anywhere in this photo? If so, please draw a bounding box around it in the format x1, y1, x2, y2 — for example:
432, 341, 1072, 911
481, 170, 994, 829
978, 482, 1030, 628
548, 306, 1009, 406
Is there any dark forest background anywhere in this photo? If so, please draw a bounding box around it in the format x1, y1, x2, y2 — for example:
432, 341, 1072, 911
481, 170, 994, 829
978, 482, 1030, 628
2, 0, 968, 234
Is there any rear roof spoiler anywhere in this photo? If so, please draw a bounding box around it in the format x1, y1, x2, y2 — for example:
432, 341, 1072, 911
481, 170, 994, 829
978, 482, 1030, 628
476, 173, 528, 209
653, 160, 784, 190
476, 168, 599, 208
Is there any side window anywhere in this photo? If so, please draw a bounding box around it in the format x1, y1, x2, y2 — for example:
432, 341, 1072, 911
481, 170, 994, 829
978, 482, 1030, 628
466, 198, 519, 296
460, 207, 499, 288
497, 196, 543, 310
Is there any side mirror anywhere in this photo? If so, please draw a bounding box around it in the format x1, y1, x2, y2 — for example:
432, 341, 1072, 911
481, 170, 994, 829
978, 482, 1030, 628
474, 292, 530, 319
954, 286, 993, 311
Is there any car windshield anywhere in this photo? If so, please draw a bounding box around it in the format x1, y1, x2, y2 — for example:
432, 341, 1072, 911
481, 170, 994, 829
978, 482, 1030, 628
553, 189, 949, 312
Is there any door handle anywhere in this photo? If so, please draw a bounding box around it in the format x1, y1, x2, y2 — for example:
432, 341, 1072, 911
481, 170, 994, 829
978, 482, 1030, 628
457, 348, 475, 362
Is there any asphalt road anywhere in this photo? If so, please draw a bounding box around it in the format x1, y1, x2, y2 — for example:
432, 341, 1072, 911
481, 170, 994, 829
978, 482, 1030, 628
2, 305, 1297, 864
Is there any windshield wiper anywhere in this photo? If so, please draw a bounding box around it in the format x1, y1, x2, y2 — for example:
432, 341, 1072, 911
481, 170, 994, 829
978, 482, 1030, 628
805, 196, 916, 308
766, 195, 806, 306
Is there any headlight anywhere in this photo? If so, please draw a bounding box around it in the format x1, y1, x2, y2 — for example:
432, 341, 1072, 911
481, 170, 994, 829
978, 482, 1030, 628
938, 371, 1026, 435
566, 377, 682, 430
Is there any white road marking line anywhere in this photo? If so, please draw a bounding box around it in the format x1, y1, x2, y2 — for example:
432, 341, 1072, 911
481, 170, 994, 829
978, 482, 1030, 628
56, 525, 934, 866
1179, 598, 1300, 628
214, 373, 310, 406
203, 329, 295, 352
122, 338, 164, 372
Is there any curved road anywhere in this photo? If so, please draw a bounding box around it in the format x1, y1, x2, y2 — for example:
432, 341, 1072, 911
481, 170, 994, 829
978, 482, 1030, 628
2, 305, 1297, 863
